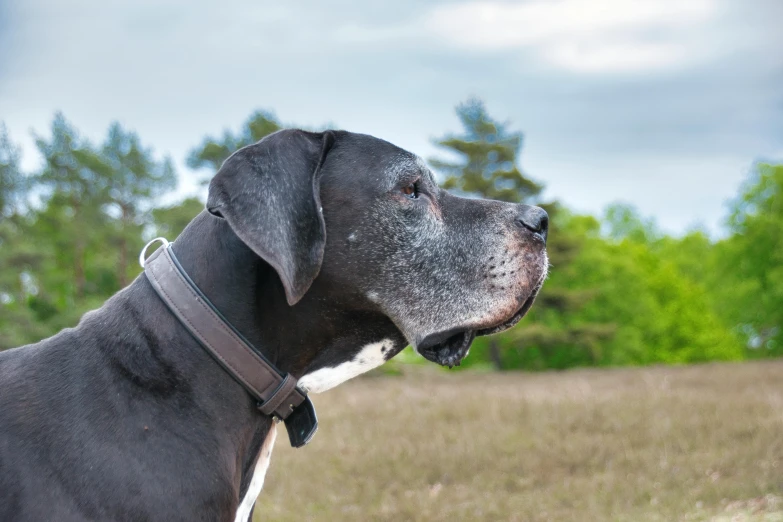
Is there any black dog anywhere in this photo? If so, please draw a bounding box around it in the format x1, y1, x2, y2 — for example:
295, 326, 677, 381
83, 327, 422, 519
0, 129, 549, 521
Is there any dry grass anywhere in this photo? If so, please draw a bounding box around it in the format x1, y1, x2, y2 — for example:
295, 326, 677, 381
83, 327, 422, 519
254, 361, 783, 521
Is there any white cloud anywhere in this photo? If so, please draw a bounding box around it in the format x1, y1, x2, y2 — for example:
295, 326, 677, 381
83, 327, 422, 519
542, 41, 686, 73
338, 0, 721, 73
1, 0, 779, 235
424, 0, 715, 49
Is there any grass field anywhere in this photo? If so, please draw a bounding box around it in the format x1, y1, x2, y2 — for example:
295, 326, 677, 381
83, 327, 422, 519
254, 361, 783, 521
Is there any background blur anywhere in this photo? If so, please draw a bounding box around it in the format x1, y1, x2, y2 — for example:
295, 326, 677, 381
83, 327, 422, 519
1, 0, 781, 520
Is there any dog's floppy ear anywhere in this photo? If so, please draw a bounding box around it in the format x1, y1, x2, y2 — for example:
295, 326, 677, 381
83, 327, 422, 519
207, 129, 335, 305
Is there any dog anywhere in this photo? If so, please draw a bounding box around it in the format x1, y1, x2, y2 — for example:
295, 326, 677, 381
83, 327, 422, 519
0, 129, 549, 521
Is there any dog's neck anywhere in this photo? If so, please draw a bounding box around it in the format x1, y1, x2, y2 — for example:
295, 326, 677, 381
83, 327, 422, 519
169, 211, 397, 378
103, 211, 403, 519
169, 211, 308, 376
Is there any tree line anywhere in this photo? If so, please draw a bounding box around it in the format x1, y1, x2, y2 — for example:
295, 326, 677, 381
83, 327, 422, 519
1, 101, 780, 370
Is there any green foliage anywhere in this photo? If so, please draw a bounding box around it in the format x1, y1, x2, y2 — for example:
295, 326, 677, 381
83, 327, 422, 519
711, 163, 783, 355
463, 208, 744, 371
604, 202, 661, 244
0, 125, 44, 349
0, 115, 181, 349
0, 123, 25, 217
559, 213, 743, 365
102, 123, 177, 285
0, 108, 778, 372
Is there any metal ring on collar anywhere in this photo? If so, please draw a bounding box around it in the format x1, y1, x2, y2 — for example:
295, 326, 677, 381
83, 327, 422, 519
138, 237, 170, 268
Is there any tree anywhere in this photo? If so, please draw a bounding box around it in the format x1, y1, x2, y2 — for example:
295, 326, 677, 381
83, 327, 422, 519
431, 98, 542, 203
430, 99, 612, 370
501, 209, 617, 369
0, 124, 50, 349
1, 115, 181, 349
187, 110, 282, 177
101, 123, 176, 286
713, 163, 783, 355
32, 113, 114, 302
604, 202, 661, 244
0, 123, 24, 217
558, 207, 742, 366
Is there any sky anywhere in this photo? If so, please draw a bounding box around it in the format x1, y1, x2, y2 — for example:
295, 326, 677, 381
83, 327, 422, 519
1, 0, 781, 234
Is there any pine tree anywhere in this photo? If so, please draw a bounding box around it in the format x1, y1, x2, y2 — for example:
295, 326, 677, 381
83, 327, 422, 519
0, 123, 24, 217
1, 116, 179, 349
431, 98, 542, 203
0, 124, 25, 307
0, 124, 49, 349
33, 113, 108, 301
101, 123, 176, 286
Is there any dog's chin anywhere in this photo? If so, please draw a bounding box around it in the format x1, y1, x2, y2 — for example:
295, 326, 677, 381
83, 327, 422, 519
416, 289, 541, 368
476, 288, 540, 337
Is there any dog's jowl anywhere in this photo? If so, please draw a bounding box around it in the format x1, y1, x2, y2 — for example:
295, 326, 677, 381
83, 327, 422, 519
0, 129, 548, 522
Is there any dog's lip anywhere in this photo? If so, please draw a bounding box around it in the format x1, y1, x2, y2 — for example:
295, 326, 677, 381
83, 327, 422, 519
416, 285, 542, 367
417, 329, 477, 368
476, 289, 540, 337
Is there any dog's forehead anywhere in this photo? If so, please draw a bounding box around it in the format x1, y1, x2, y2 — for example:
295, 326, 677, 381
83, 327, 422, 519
333, 132, 434, 190
380, 153, 434, 190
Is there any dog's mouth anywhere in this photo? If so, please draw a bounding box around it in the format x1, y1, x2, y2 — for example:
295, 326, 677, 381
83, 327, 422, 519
417, 329, 477, 368
417, 289, 541, 368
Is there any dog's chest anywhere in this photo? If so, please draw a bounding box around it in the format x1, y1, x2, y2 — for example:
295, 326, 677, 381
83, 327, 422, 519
234, 425, 278, 522
233, 338, 395, 520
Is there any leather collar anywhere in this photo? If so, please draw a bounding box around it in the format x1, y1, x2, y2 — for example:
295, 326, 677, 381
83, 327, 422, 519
140, 238, 318, 448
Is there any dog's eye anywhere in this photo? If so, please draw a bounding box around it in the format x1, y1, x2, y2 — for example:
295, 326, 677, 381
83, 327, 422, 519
401, 181, 419, 199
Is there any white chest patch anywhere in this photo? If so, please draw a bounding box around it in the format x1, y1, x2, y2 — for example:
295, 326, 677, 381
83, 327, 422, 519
297, 338, 395, 394
234, 425, 277, 522
233, 339, 395, 520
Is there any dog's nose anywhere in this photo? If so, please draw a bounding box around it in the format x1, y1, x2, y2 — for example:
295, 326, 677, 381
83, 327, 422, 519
516, 205, 549, 241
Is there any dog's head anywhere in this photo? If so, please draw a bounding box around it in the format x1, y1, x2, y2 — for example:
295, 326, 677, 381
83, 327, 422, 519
207, 129, 548, 368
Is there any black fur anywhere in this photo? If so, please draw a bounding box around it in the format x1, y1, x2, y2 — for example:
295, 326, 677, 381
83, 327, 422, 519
0, 129, 548, 521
